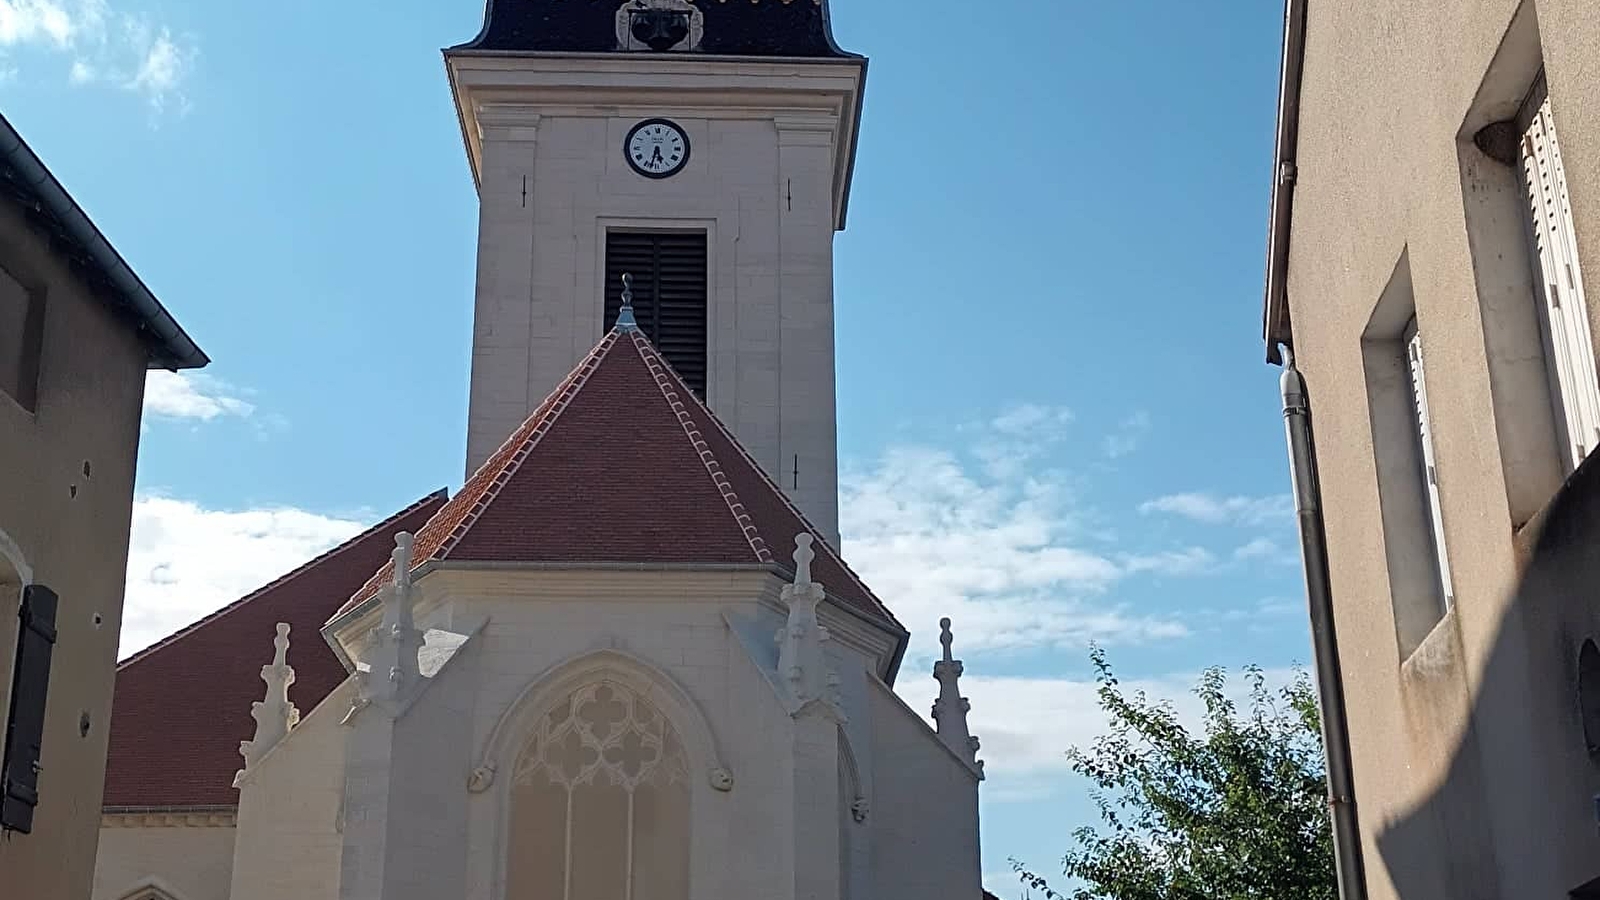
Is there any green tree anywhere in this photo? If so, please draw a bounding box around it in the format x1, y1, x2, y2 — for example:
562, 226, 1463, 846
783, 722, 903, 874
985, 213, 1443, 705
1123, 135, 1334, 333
1012, 648, 1335, 900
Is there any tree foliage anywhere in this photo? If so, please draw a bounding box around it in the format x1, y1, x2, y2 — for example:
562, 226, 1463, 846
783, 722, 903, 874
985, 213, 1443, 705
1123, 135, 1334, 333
1012, 648, 1335, 900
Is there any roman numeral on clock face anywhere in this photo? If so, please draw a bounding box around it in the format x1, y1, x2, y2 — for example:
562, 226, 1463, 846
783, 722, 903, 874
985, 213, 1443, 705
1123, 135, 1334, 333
625, 119, 690, 178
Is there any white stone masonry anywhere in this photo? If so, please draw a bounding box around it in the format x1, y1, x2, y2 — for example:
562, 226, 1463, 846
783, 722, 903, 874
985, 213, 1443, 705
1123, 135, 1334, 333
353, 533, 424, 718
235, 622, 298, 786
931, 618, 982, 772
775, 533, 843, 715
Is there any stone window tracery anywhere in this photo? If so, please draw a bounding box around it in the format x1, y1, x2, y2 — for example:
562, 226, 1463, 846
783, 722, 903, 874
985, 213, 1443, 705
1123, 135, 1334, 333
507, 680, 690, 900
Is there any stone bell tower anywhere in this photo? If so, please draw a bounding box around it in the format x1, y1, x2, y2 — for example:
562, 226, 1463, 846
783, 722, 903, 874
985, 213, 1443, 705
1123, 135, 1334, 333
447, 0, 866, 545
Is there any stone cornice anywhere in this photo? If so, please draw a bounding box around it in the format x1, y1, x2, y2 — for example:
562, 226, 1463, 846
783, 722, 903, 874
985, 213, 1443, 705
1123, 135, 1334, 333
101, 807, 238, 828
445, 51, 864, 229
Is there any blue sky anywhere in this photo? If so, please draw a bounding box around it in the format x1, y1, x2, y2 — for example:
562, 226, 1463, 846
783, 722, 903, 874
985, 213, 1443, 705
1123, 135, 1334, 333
3, 0, 1301, 893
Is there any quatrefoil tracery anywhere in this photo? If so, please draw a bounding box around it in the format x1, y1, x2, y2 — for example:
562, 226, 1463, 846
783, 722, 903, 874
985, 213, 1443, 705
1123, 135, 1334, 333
513, 681, 687, 792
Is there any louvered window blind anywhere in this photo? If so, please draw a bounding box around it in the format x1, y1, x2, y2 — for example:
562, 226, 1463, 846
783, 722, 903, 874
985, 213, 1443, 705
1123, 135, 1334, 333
604, 231, 708, 398
1520, 87, 1600, 471
2, 584, 57, 833
1405, 321, 1454, 614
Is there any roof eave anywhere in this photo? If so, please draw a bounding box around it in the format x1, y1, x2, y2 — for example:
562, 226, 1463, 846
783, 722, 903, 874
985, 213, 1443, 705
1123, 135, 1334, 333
0, 112, 208, 371
1263, 0, 1308, 366
326, 558, 910, 681
444, 50, 483, 195
835, 55, 866, 231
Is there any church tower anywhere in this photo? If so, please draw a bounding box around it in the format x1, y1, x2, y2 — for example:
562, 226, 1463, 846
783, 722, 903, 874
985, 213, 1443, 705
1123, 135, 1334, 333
92, 5, 988, 900
450, 0, 865, 544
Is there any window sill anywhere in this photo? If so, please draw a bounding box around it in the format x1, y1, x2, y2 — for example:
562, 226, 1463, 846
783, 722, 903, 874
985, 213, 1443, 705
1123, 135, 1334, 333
1399, 604, 1460, 680
1511, 441, 1600, 568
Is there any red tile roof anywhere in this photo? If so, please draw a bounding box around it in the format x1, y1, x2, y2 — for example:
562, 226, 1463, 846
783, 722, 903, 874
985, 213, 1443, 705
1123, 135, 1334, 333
101, 491, 449, 809
102, 327, 904, 811
339, 327, 902, 632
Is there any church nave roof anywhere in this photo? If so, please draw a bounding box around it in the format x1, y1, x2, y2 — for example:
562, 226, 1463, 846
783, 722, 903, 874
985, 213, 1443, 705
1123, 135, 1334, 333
339, 322, 901, 633
103, 491, 449, 809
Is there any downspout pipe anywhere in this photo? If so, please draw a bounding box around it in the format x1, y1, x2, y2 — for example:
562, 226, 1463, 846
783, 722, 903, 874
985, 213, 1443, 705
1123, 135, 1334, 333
1263, 0, 1367, 892
0, 113, 208, 371
1281, 348, 1368, 900
1262, 0, 1308, 364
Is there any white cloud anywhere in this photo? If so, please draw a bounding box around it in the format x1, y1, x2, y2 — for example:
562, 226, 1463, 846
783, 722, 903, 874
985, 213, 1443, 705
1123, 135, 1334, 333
895, 665, 1302, 779
1139, 491, 1293, 526
120, 21, 191, 110
1255, 596, 1300, 617
989, 403, 1073, 439
1120, 546, 1217, 577
0, 0, 77, 47
841, 441, 1190, 660
970, 404, 1073, 481
0, 0, 195, 110
144, 371, 254, 421
121, 496, 368, 658
1102, 410, 1151, 459
895, 671, 1192, 778
1233, 536, 1285, 561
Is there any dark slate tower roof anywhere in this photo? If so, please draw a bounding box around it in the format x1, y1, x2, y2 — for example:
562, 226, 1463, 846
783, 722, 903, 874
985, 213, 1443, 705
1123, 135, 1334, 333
455, 0, 858, 58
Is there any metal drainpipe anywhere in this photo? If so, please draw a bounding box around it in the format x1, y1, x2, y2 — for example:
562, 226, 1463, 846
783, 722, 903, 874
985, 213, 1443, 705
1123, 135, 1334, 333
1280, 346, 1369, 900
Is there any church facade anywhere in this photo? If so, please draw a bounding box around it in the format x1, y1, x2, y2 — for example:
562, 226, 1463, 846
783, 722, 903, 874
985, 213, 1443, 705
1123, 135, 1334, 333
92, 3, 987, 899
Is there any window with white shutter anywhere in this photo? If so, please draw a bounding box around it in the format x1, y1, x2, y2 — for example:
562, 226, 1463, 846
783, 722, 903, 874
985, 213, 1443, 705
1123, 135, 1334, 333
1363, 258, 1455, 656
1404, 321, 1454, 614
1519, 84, 1600, 471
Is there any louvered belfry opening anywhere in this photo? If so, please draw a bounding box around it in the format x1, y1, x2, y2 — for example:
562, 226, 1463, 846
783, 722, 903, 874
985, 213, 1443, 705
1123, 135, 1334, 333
604, 230, 709, 398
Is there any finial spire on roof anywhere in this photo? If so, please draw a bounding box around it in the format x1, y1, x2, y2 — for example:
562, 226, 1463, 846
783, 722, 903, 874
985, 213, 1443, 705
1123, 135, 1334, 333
775, 533, 842, 718
932, 617, 983, 775
235, 622, 299, 786
616, 273, 639, 331
792, 532, 814, 586
392, 531, 414, 589
352, 532, 425, 719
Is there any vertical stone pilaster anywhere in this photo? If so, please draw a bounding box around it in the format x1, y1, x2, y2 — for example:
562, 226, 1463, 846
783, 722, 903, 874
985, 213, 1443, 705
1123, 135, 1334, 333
465, 105, 542, 476
338, 713, 400, 900
791, 707, 844, 900
339, 534, 427, 900
775, 115, 841, 546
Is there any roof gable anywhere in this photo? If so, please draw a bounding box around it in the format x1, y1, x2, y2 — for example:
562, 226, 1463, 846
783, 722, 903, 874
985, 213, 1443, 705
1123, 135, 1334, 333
343, 328, 900, 631
102, 491, 448, 809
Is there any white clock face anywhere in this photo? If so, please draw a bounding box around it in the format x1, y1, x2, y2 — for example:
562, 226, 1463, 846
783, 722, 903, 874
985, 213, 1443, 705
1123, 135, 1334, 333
626, 119, 690, 179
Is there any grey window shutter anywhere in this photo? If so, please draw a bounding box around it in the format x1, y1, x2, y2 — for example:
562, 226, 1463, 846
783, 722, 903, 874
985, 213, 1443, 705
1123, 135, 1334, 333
604, 231, 709, 398
2, 583, 58, 833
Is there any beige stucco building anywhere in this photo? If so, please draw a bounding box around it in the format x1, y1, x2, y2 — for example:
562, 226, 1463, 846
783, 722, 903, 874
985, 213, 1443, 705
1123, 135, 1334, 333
0, 112, 208, 900
1264, 0, 1600, 895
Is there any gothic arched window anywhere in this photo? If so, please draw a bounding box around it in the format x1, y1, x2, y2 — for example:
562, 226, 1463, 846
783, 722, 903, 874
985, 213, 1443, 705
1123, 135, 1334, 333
507, 680, 691, 900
